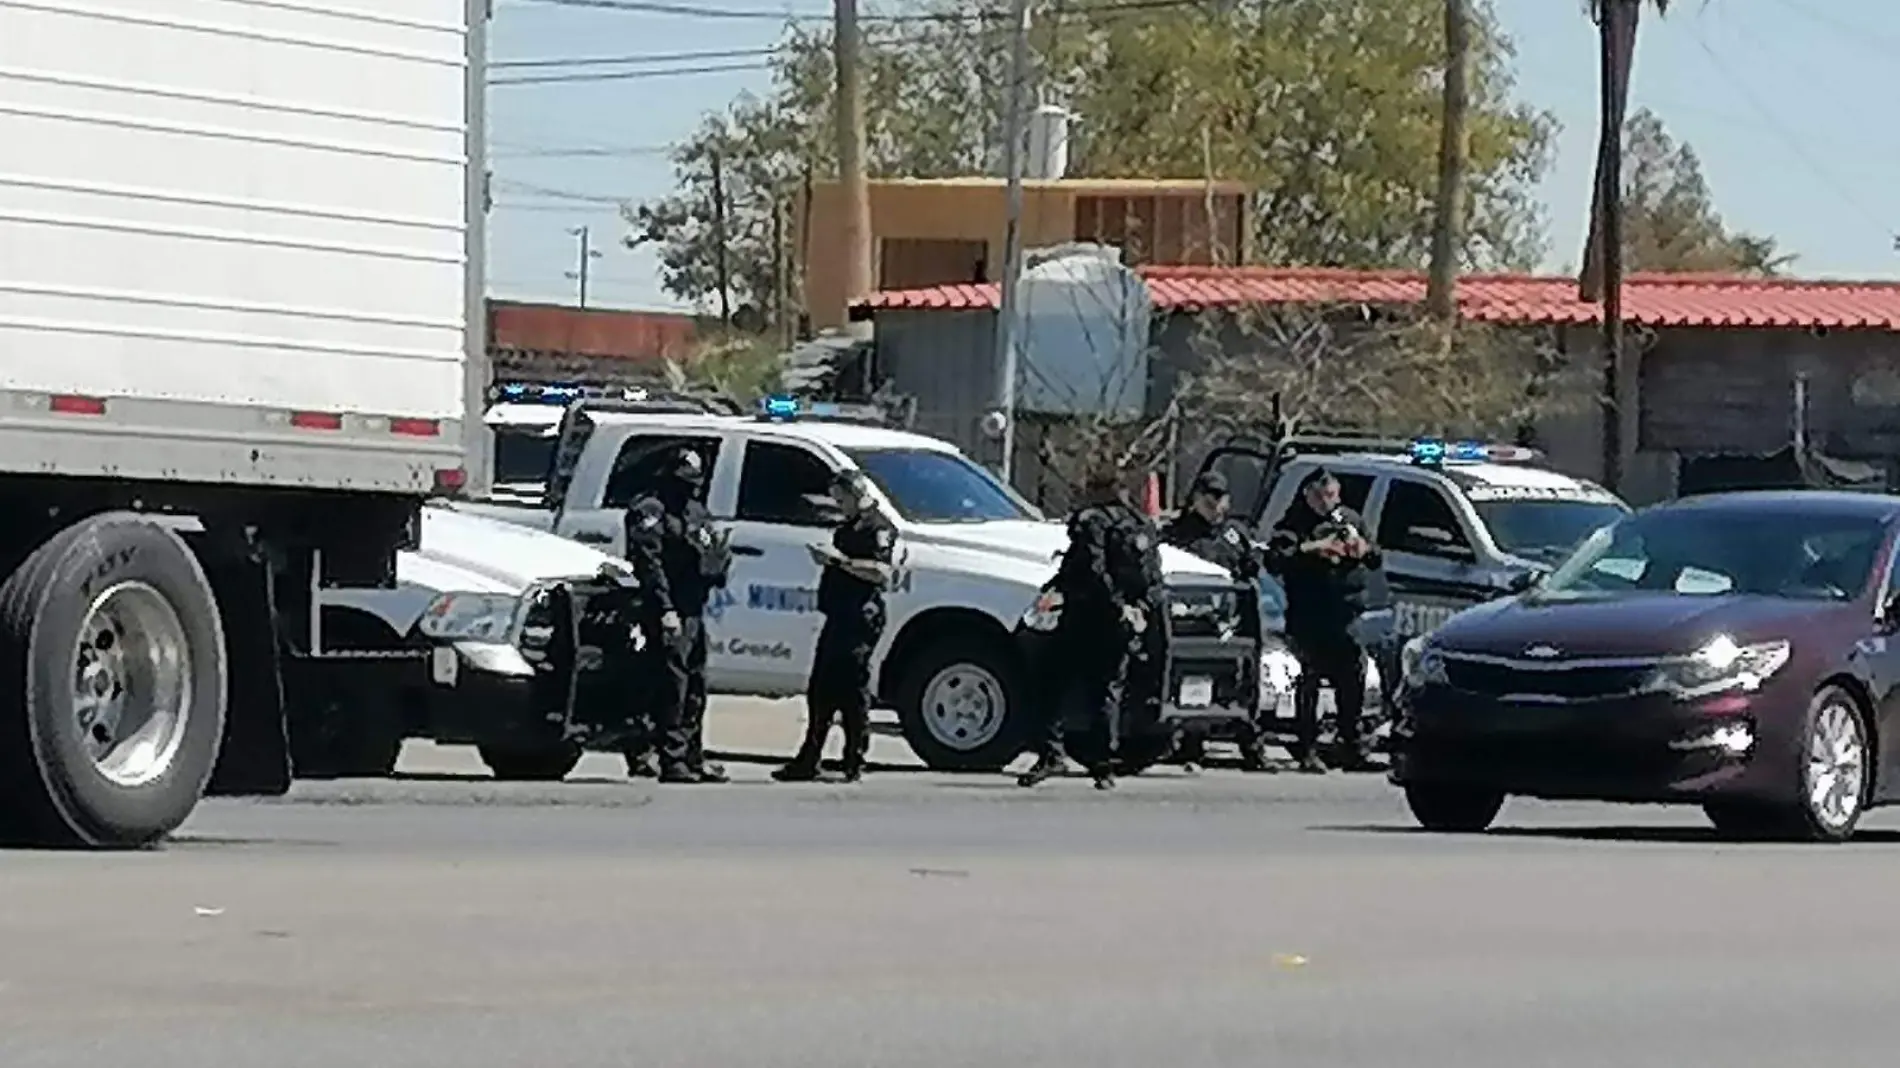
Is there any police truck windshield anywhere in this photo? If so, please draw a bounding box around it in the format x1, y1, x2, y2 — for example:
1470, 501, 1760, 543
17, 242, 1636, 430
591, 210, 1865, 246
494, 428, 558, 486
848, 448, 1039, 523
1473, 499, 1628, 564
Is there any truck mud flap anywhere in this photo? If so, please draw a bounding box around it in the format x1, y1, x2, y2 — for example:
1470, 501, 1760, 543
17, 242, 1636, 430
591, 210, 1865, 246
198, 542, 290, 798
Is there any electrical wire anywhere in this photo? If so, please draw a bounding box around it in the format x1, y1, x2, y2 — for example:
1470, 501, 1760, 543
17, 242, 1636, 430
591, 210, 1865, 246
489, 59, 772, 84
509, 0, 1212, 24
491, 45, 781, 68
1690, 27, 1892, 241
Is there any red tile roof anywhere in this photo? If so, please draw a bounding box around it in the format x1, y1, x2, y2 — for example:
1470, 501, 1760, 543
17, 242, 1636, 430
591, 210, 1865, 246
854, 266, 1900, 330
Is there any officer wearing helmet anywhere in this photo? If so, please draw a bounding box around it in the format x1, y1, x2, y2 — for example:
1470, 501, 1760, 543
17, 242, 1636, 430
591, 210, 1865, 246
1019, 460, 1161, 791
623, 446, 733, 784
774, 469, 897, 784
1161, 469, 1276, 773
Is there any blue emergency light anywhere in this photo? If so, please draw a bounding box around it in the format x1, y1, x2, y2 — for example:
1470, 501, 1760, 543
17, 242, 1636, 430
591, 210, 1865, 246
760, 395, 800, 420
497, 382, 585, 405
1408, 438, 1536, 466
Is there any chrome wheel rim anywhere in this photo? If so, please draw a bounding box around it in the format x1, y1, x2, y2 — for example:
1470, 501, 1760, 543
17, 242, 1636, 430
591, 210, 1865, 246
71, 581, 193, 788
920, 663, 1005, 751
1805, 699, 1866, 831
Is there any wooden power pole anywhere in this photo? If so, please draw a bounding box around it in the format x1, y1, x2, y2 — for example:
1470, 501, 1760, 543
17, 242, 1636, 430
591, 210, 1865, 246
709, 148, 732, 329
835, 0, 873, 337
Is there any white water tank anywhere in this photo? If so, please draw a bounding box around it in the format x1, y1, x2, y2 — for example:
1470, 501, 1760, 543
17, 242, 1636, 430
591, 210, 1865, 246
1025, 104, 1072, 180
1012, 243, 1153, 418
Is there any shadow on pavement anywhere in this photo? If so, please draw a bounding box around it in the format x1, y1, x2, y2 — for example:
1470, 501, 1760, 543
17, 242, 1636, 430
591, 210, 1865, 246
1310, 822, 1900, 844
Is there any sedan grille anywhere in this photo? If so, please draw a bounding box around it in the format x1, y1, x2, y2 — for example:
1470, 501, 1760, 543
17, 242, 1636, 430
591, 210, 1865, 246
1442, 657, 1651, 701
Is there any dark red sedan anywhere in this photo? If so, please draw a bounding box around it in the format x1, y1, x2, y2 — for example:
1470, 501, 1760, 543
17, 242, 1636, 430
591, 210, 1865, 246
1390, 491, 1900, 842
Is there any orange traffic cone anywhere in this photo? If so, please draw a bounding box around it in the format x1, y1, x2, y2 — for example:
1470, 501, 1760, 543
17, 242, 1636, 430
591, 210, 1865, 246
1142, 472, 1162, 517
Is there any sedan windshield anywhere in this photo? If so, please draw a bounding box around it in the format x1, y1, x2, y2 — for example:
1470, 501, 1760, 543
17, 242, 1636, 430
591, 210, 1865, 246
847, 448, 1040, 523
1474, 499, 1629, 565
1540, 507, 1888, 603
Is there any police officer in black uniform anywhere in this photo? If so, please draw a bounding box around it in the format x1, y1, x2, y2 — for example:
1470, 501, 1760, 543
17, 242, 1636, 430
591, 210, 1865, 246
1264, 467, 1381, 773
1018, 464, 1158, 791
774, 470, 897, 784
624, 447, 733, 784
1161, 469, 1276, 773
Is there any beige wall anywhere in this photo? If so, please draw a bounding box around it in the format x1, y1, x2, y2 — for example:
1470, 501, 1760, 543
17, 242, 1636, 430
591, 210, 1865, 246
801, 179, 1248, 331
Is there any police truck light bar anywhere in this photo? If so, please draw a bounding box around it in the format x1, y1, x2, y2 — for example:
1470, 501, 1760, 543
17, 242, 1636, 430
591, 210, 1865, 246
492, 382, 651, 405
1407, 438, 1538, 466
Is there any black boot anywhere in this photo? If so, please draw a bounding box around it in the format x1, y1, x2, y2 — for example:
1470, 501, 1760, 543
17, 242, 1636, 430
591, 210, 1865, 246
1091, 765, 1117, 791
772, 754, 824, 782
625, 752, 660, 779
1017, 753, 1065, 787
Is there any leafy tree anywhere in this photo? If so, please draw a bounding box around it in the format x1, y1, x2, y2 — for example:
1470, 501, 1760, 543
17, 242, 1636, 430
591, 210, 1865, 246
632, 0, 1559, 314
1620, 108, 1790, 274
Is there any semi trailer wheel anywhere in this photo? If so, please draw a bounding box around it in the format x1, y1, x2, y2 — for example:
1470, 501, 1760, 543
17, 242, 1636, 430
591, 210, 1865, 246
0, 514, 228, 848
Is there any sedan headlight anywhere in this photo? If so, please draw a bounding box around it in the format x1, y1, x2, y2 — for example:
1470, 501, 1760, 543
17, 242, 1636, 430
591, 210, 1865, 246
1020, 589, 1064, 632
1647, 635, 1790, 699
1401, 635, 1448, 688
417, 591, 520, 643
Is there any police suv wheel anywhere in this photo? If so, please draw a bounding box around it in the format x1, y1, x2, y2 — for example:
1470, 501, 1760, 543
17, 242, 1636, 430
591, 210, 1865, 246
893, 633, 1027, 772
0, 514, 228, 848
479, 742, 583, 782
1403, 783, 1505, 833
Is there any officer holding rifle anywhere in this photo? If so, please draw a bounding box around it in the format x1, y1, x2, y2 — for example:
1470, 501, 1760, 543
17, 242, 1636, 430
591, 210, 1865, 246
1264, 467, 1380, 773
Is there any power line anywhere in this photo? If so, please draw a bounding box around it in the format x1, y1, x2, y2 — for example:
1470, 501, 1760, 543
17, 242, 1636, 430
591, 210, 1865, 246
491, 179, 630, 203
1690, 29, 1892, 240
492, 143, 675, 158
490, 45, 780, 68
510, 0, 1210, 24
489, 59, 771, 85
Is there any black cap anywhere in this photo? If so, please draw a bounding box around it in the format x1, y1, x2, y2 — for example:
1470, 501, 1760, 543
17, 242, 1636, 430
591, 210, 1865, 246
831, 468, 871, 493
1190, 470, 1229, 497
670, 448, 706, 483
1298, 466, 1335, 491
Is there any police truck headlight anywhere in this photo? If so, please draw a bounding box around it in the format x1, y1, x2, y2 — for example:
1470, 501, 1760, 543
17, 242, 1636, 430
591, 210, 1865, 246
418, 592, 521, 643
1259, 639, 1299, 705
1020, 589, 1064, 632
1645, 635, 1790, 699
1401, 635, 1448, 689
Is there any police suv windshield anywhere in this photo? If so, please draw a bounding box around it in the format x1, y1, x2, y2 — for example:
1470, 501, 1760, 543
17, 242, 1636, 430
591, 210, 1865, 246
1473, 498, 1628, 564
1539, 508, 1886, 603
848, 448, 1039, 523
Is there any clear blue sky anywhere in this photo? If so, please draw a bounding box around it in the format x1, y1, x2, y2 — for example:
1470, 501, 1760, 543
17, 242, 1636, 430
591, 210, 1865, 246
485, 0, 1900, 312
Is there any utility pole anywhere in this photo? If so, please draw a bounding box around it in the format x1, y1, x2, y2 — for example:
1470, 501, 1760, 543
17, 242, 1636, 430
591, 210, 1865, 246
565, 225, 601, 308
771, 189, 790, 348
991, 0, 1033, 482
709, 149, 732, 329
1594, 0, 1635, 493
835, 0, 873, 338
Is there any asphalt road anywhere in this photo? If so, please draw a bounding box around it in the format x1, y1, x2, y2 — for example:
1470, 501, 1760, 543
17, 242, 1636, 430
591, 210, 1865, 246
6, 730, 1900, 1068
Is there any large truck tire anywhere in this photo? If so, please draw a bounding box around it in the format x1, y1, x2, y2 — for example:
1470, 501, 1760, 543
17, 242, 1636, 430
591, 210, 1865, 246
892, 632, 1029, 772
0, 514, 227, 848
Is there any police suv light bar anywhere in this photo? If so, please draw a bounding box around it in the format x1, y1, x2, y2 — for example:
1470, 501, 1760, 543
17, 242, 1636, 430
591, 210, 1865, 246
1408, 438, 1540, 466
756, 395, 895, 426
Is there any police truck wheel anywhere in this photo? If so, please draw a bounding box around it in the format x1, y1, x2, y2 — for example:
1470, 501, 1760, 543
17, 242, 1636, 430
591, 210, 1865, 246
479, 742, 582, 782
1404, 783, 1505, 833
894, 633, 1027, 771
0, 514, 227, 848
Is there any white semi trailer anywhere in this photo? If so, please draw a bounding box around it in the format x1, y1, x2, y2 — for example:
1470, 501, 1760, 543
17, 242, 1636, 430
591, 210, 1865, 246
0, 0, 489, 846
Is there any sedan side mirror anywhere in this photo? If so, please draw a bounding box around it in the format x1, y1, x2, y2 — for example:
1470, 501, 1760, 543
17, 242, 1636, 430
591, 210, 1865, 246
1881, 593, 1900, 633
1506, 569, 1541, 594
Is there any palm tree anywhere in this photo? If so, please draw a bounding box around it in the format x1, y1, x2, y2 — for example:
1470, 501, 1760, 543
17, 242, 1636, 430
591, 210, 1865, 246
1424, 0, 1472, 321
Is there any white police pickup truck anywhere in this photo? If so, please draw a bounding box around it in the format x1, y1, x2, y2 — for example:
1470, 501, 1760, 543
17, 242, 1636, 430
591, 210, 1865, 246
302, 503, 641, 782
459, 395, 1249, 771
